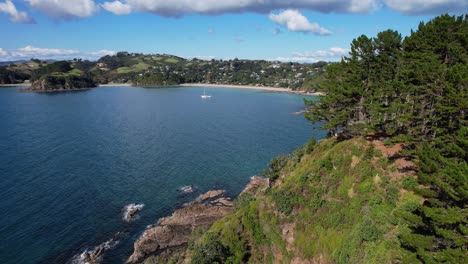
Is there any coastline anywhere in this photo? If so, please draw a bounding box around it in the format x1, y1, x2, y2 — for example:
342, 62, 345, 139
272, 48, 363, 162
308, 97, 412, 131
2, 82, 325, 96
99, 83, 132, 87
18, 87, 96, 93
177, 83, 325, 96
0, 83, 31, 87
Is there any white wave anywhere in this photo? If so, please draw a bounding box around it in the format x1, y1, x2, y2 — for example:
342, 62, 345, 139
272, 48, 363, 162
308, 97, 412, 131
177, 185, 194, 193
70, 238, 119, 264
122, 203, 144, 222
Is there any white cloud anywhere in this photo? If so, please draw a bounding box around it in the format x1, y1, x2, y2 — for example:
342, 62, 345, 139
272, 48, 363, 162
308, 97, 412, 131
25, 0, 99, 19
384, 0, 468, 15
0, 46, 116, 61
102, 1, 132, 15
87, 49, 116, 57
269, 9, 332, 35
101, 0, 379, 17
193, 55, 216, 60
0, 0, 34, 23
276, 47, 349, 62
208, 28, 215, 34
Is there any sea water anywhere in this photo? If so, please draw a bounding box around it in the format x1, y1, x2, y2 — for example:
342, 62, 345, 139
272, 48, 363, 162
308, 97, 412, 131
0, 86, 325, 263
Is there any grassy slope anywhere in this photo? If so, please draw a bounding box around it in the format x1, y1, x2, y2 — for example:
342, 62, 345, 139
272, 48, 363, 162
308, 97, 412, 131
185, 137, 422, 264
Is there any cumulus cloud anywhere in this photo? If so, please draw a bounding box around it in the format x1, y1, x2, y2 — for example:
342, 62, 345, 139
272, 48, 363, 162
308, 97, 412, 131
269, 9, 331, 35
0, 0, 34, 23
25, 0, 99, 19
276, 47, 349, 62
101, 0, 379, 17
384, 0, 468, 15
0, 46, 116, 61
102, 0, 132, 15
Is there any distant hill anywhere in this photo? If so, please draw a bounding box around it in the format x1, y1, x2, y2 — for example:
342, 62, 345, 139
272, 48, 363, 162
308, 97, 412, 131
1, 53, 328, 90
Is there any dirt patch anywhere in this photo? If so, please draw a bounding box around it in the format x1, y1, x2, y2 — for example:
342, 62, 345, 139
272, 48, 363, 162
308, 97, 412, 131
394, 158, 415, 171
281, 223, 296, 250
372, 140, 403, 158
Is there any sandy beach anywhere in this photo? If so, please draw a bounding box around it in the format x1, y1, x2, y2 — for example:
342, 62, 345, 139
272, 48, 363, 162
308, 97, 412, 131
178, 83, 325, 96
2, 82, 325, 96
0, 83, 31, 87
99, 83, 133, 87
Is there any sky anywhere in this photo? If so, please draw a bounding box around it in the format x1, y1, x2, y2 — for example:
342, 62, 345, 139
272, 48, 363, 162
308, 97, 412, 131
0, 0, 467, 62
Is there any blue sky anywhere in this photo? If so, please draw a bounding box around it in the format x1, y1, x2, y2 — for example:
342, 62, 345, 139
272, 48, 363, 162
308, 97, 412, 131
0, 1, 466, 62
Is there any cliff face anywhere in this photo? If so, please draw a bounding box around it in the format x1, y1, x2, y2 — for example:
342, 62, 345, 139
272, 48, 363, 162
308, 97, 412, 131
183, 137, 421, 264
29, 74, 97, 91
127, 190, 234, 263
127, 137, 421, 264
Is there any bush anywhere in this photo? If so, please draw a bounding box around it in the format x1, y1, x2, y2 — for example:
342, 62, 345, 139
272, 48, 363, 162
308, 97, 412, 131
191, 233, 230, 264
402, 177, 418, 191
234, 193, 254, 210
305, 136, 317, 154
260, 154, 289, 182
272, 191, 296, 215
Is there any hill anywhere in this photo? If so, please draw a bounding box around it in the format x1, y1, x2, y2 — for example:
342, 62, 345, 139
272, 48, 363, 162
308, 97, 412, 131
1, 52, 327, 90
127, 13, 467, 264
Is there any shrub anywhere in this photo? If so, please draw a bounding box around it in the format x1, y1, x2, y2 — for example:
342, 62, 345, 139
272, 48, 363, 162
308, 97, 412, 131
191, 233, 230, 264
305, 136, 317, 154
272, 191, 296, 215
260, 154, 289, 182
402, 177, 418, 191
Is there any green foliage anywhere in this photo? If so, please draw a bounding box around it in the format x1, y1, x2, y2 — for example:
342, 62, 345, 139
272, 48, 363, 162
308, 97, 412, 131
272, 190, 297, 215
191, 232, 231, 264
306, 15, 467, 143
402, 177, 418, 191
32, 61, 72, 80
233, 193, 254, 210
260, 154, 289, 182
305, 136, 317, 154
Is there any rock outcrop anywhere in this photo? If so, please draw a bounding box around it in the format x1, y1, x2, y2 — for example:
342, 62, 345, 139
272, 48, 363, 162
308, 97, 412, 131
127, 190, 234, 263
27, 74, 97, 92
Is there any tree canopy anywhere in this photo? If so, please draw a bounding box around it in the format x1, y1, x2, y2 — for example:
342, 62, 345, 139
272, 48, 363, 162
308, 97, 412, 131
306, 14, 467, 263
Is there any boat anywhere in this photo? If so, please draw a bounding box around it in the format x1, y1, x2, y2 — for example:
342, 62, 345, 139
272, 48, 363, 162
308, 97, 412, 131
201, 88, 211, 99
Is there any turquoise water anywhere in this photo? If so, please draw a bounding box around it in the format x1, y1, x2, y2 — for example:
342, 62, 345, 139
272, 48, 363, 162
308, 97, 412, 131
0, 86, 325, 263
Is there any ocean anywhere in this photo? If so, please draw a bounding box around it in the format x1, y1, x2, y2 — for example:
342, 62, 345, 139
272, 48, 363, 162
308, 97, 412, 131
0, 86, 325, 263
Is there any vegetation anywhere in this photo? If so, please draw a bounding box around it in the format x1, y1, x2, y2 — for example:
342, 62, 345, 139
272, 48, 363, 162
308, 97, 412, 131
185, 14, 467, 264
1, 53, 327, 89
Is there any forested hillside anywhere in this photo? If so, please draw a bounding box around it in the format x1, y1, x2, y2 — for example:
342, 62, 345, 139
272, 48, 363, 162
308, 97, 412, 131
1, 52, 327, 90
157, 14, 467, 264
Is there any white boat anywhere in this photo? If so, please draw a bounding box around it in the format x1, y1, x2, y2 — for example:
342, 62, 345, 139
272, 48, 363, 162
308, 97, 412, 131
201, 88, 211, 99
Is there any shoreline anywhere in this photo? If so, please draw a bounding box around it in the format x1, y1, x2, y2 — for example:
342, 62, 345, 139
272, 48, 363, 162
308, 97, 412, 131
18, 87, 97, 93
98, 83, 132, 87
2, 82, 325, 96
0, 83, 31, 87
177, 83, 325, 95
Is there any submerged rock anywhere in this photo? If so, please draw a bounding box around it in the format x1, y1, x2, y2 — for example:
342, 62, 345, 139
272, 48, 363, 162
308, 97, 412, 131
177, 185, 195, 194
123, 203, 144, 222
71, 236, 119, 264
126, 190, 233, 263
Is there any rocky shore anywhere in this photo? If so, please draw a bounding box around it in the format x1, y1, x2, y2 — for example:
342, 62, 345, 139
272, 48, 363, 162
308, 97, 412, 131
22, 75, 97, 92
127, 176, 269, 263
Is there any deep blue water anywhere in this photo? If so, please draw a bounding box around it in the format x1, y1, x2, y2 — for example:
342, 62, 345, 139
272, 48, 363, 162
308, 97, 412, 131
0, 86, 325, 263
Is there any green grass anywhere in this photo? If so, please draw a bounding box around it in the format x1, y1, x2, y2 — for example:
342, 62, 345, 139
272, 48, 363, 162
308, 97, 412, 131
186, 137, 420, 263
116, 62, 150, 73
165, 58, 179, 63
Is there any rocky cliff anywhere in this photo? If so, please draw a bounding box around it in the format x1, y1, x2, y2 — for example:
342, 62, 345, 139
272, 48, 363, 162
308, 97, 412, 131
127, 190, 233, 263
27, 74, 97, 91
